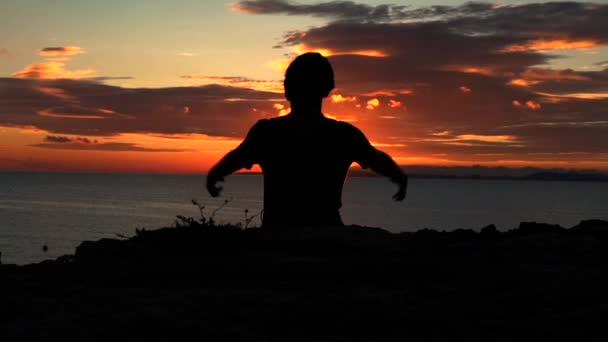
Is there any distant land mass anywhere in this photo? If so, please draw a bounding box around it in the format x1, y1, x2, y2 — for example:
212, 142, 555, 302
240, 165, 608, 181
2, 166, 608, 182
344, 165, 608, 182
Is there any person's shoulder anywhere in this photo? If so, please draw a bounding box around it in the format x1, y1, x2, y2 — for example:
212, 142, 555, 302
250, 117, 276, 130
248, 116, 287, 136
256, 116, 290, 127
329, 118, 365, 137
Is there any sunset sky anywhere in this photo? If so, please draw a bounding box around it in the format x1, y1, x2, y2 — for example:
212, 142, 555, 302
1, 0, 608, 173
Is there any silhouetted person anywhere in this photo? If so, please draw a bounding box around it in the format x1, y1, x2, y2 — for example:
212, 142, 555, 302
206, 52, 407, 227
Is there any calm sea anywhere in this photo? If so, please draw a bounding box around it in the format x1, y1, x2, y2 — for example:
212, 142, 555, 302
1, 172, 607, 265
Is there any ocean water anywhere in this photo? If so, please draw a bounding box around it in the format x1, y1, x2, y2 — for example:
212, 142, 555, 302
1, 172, 607, 265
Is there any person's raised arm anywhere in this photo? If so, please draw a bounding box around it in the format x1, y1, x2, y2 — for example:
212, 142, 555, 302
367, 149, 408, 201
348, 124, 408, 201
206, 120, 265, 197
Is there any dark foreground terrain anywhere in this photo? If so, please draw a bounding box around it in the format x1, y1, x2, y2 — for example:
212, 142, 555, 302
2, 219, 608, 341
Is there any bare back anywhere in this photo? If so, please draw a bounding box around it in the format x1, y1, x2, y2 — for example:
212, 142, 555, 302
234, 114, 376, 226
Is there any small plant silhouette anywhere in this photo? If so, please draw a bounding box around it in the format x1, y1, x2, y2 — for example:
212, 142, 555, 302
210, 197, 232, 222
174, 198, 234, 229
173, 198, 263, 229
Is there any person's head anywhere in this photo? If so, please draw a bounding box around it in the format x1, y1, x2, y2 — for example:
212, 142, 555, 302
284, 52, 335, 103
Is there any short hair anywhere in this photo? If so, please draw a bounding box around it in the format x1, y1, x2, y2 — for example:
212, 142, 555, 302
284, 52, 335, 101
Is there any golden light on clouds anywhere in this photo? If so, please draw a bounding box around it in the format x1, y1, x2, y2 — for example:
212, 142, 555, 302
449, 66, 496, 76
388, 99, 402, 108
331, 94, 357, 103
13, 61, 95, 79
293, 44, 389, 58
536, 91, 608, 100
509, 79, 540, 87
265, 59, 291, 73
501, 39, 599, 52
512, 100, 541, 110
456, 134, 518, 144
366, 98, 380, 110
273, 103, 290, 116
525, 100, 542, 110
424, 132, 520, 146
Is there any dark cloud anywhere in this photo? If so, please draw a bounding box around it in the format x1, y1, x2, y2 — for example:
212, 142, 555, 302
446, 2, 608, 43
38, 46, 84, 56
230, 1, 608, 160
232, 0, 400, 21
4, 1, 608, 165
37, 134, 181, 152
232, 0, 501, 22
0, 78, 282, 138
44, 135, 72, 143
44, 135, 98, 144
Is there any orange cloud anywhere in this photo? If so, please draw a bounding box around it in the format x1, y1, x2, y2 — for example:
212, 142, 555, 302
500, 39, 598, 52
370, 142, 407, 147
366, 98, 380, 110
38, 46, 85, 57
331, 94, 357, 103
13, 61, 95, 79
388, 99, 402, 108
509, 79, 540, 87
362, 90, 395, 97
423, 132, 520, 146
459, 86, 472, 93
512, 100, 541, 110
525, 100, 542, 110
536, 92, 608, 100
456, 134, 518, 144
444, 65, 496, 76
272, 103, 290, 116
98, 108, 116, 115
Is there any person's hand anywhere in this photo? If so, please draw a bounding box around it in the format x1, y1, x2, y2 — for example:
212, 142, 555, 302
392, 175, 407, 202
206, 172, 224, 197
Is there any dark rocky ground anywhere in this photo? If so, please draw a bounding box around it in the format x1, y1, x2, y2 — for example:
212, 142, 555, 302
2, 219, 608, 341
